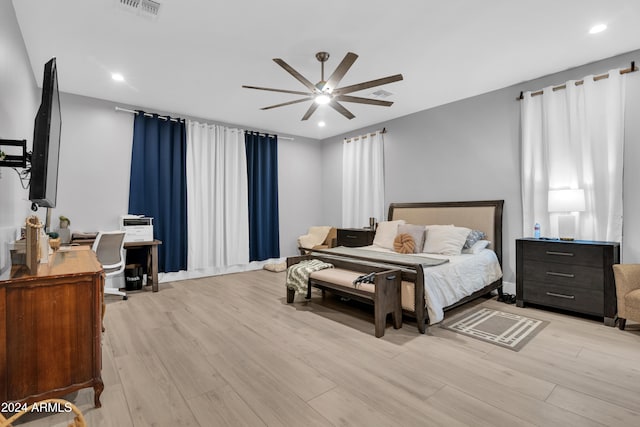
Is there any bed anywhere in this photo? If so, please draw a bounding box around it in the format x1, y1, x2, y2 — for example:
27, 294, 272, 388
287, 200, 504, 333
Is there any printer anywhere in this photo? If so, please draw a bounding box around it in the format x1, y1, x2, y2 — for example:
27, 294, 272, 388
120, 215, 154, 242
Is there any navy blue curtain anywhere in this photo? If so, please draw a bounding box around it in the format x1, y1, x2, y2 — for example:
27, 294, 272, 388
129, 112, 187, 272
245, 132, 280, 261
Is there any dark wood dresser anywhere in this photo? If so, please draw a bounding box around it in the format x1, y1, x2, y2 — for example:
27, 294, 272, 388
0, 247, 104, 407
516, 238, 620, 326
337, 228, 375, 247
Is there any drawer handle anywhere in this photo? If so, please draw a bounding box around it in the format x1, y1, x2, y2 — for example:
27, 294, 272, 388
546, 251, 574, 257
546, 271, 575, 278
345, 235, 358, 239
546, 292, 575, 300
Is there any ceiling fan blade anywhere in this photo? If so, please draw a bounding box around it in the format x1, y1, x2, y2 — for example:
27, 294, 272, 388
333, 74, 403, 95
335, 95, 393, 107
242, 85, 310, 96
301, 103, 319, 121
329, 100, 355, 120
273, 58, 318, 92
323, 52, 358, 92
261, 97, 312, 110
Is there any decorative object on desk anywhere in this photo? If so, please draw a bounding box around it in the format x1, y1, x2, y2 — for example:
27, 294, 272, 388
548, 189, 585, 240
59, 215, 71, 228
25, 215, 43, 273
369, 217, 376, 230
441, 307, 548, 352
48, 232, 61, 251
57, 215, 72, 244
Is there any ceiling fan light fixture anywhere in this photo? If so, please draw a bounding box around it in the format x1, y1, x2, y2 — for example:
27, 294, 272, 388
243, 51, 403, 120
314, 93, 331, 105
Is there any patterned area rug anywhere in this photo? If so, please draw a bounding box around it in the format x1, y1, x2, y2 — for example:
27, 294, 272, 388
441, 307, 549, 351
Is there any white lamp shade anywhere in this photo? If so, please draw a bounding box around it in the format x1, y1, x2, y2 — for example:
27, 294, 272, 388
548, 189, 585, 212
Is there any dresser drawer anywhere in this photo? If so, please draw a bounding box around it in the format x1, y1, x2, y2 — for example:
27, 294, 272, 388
522, 281, 603, 316
523, 261, 603, 290
337, 228, 375, 247
521, 241, 603, 267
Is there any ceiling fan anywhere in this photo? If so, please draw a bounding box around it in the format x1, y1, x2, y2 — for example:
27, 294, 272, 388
242, 51, 403, 121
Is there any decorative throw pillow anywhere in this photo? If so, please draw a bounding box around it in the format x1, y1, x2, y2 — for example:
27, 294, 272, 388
372, 220, 406, 249
393, 233, 415, 254
422, 225, 470, 255
263, 262, 287, 272
463, 229, 486, 249
398, 224, 426, 254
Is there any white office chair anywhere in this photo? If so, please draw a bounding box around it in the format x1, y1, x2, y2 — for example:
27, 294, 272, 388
92, 231, 127, 300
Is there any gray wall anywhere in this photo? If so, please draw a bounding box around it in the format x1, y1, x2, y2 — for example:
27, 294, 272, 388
0, 1, 39, 276
320, 50, 640, 290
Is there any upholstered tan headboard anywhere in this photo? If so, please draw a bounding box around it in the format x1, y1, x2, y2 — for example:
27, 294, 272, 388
388, 200, 503, 265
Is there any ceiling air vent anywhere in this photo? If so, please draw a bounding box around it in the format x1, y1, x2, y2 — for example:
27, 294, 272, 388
370, 89, 393, 99
118, 0, 161, 18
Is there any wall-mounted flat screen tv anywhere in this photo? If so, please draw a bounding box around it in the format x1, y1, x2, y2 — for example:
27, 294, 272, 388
29, 57, 61, 208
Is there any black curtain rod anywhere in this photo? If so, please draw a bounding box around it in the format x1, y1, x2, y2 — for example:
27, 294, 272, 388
115, 106, 183, 122
517, 61, 636, 101
344, 127, 387, 142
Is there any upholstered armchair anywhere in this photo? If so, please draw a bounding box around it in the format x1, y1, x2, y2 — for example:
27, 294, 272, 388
298, 226, 337, 254
612, 264, 640, 330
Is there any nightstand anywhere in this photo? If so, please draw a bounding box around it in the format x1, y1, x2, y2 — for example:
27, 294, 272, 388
337, 228, 375, 247
516, 238, 620, 326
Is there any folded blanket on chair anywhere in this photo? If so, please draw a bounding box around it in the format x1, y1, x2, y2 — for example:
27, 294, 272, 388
286, 259, 334, 297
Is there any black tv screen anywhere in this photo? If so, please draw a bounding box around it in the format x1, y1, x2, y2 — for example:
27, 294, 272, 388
29, 57, 61, 208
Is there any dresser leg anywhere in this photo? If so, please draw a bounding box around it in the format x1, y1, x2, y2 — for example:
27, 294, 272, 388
94, 379, 104, 408
603, 317, 616, 327
516, 300, 524, 308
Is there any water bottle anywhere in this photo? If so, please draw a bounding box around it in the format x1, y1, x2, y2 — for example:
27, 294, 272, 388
534, 223, 541, 239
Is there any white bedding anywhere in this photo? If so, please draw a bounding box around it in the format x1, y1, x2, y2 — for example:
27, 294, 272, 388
355, 245, 503, 324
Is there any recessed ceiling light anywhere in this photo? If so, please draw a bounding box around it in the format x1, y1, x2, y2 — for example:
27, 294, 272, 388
111, 73, 125, 82
589, 23, 607, 34
318, 121, 326, 127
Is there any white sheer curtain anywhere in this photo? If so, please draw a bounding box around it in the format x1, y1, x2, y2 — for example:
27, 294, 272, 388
186, 121, 249, 270
521, 69, 626, 241
342, 130, 385, 228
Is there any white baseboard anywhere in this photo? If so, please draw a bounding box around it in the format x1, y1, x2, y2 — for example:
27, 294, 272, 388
158, 258, 287, 283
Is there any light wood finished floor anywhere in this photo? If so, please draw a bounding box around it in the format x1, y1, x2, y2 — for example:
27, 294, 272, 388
11, 269, 640, 426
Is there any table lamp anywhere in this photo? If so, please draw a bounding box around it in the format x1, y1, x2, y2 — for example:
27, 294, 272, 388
548, 189, 585, 240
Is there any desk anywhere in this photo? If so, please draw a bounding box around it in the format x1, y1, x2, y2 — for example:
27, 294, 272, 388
71, 237, 163, 292
1, 247, 104, 407
124, 240, 162, 292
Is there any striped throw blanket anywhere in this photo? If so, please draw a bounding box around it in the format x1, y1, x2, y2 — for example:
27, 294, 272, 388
286, 259, 334, 298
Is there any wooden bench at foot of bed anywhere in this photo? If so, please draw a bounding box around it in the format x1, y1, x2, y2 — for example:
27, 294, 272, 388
286, 255, 402, 338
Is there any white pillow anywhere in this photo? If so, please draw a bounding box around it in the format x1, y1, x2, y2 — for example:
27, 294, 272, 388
372, 220, 406, 249
462, 239, 491, 254
422, 225, 470, 255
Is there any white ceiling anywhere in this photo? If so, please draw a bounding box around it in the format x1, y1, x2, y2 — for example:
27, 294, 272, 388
12, 0, 640, 139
